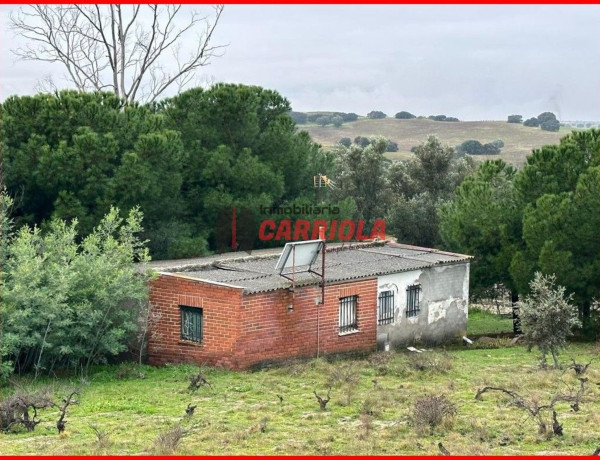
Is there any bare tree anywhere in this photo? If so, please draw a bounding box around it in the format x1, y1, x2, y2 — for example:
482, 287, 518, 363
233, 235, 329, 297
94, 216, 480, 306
10, 4, 226, 104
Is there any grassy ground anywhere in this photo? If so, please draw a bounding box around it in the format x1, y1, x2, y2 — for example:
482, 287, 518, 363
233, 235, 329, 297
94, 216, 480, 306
301, 118, 573, 167
1, 343, 598, 455
468, 308, 514, 336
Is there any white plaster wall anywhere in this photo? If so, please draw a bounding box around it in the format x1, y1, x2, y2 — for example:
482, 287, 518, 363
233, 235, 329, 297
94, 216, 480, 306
376, 262, 470, 348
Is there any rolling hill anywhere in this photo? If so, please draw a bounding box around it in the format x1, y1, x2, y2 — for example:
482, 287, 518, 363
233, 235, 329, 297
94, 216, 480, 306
300, 118, 573, 167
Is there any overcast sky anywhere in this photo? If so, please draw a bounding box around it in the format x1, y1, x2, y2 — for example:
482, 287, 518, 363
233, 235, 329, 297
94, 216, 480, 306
1, 5, 598, 120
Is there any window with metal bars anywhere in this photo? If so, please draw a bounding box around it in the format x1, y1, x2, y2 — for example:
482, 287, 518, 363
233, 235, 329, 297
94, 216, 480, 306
378, 290, 394, 325
406, 285, 421, 317
339, 295, 358, 333
180, 306, 203, 343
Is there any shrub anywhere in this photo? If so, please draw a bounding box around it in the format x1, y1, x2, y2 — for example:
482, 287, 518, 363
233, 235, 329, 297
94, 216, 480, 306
354, 136, 371, 148
342, 112, 358, 122
339, 137, 352, 148
153, 424, 185, 455
367, 110, 387, 119
406, 352, 453, 373
537, 111, 557, 124
520, 272, 581, 368
386, 140, 399, 152
540, 119, 560, 132
395, 111, 416, 119
331, 115, 344, 127
482, 143, 500, 155
507, 114, 523, 123
429, 115, 459, 122
524, 117, 539, 127
458, 139, 484, 154
315, 115, 331, 127
412, 394, 456, 434
326, 363, 360, 405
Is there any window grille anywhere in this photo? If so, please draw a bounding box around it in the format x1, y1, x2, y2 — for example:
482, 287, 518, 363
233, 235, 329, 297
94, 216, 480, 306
378, 290, 394, 325
406, 285, 421, 317
181, 306, 203, 343
339, 295, 358, 333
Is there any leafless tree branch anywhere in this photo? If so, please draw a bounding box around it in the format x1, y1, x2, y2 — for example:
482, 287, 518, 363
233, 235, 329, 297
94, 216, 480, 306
10, 4, 226, 104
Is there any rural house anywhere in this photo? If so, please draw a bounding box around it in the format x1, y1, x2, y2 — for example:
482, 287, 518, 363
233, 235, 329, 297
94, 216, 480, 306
147, 241, 471, 369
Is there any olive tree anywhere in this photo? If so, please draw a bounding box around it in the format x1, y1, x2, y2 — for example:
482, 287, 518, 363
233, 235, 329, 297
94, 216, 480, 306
519, 272, 581, 369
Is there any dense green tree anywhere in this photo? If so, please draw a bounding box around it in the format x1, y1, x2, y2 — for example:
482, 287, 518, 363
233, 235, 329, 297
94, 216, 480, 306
0, 91, 188, 258
441, 130, 599, 326
339, 137, 352, 148
439, 160, 521, 298
537, 112, 557, 124
162, 83, 324, 251
331, 115, 344, 127
507, 114, 523, 123
388, 136, 476, 247
386, 140, 399, 152
354, 136, 371, 148
482, 143, 501, 155
367, 110, 387, 119
458, 139, 484, 155
331, 137, 391, 224
540, 119, 560, 132
341, 112, 359, 122
523, 117, 539, 127
316, 115, 332, 127
395, 111, 416, 119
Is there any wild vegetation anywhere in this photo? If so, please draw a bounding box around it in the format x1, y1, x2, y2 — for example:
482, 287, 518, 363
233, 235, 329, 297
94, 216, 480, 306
302, 117, 571, 166
0, 343, 597, 455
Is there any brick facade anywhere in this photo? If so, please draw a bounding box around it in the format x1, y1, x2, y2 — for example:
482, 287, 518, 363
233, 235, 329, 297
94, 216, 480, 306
148, 274, 377, 370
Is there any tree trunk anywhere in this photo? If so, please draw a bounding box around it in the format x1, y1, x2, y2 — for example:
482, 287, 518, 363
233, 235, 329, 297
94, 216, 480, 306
551, 348, 560, 369
511, 291, 522, 335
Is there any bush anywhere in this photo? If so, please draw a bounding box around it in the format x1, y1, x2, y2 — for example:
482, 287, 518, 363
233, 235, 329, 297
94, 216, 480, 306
537, 112, 557, 124
482, 143, 500, 155
331, 115, 344, 127
395, 111, 416, 119
490, 139, 504, 149
406, 352, 453, 373
153, 424, 185, 455
507, 114, 523, 123
520, 272, 581, 368
386, 140, 399, 152
367, 110, 387, 119
412, 394, 456, 434
315, 115, 331, 127
354, 136, 371, 148
428, 115, 460, 122
342, 112, 358, 122
458, 139, 484, 154
540, 119, 560, 132
523, 117, 539, 127
339, 137, 352, 148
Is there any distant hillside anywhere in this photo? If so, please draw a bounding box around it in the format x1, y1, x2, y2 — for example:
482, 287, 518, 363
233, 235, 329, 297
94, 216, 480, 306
299, 117, 573, 167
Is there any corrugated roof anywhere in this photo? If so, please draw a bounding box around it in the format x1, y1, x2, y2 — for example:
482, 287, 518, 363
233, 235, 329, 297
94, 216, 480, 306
151, 242, 471, 294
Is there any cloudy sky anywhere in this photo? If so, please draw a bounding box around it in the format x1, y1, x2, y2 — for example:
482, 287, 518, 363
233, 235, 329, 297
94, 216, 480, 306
1, 4, 598, 120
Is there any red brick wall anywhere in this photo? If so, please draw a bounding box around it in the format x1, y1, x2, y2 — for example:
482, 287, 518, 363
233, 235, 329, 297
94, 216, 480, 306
148, 274, 378, 370
147, 274, 243, 368
233, 279, 377, 367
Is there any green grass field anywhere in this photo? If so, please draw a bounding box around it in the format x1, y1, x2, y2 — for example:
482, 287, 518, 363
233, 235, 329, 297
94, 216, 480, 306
1, 342, 598, 455
301, 118, 574, 167
468, 308, 514, 336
